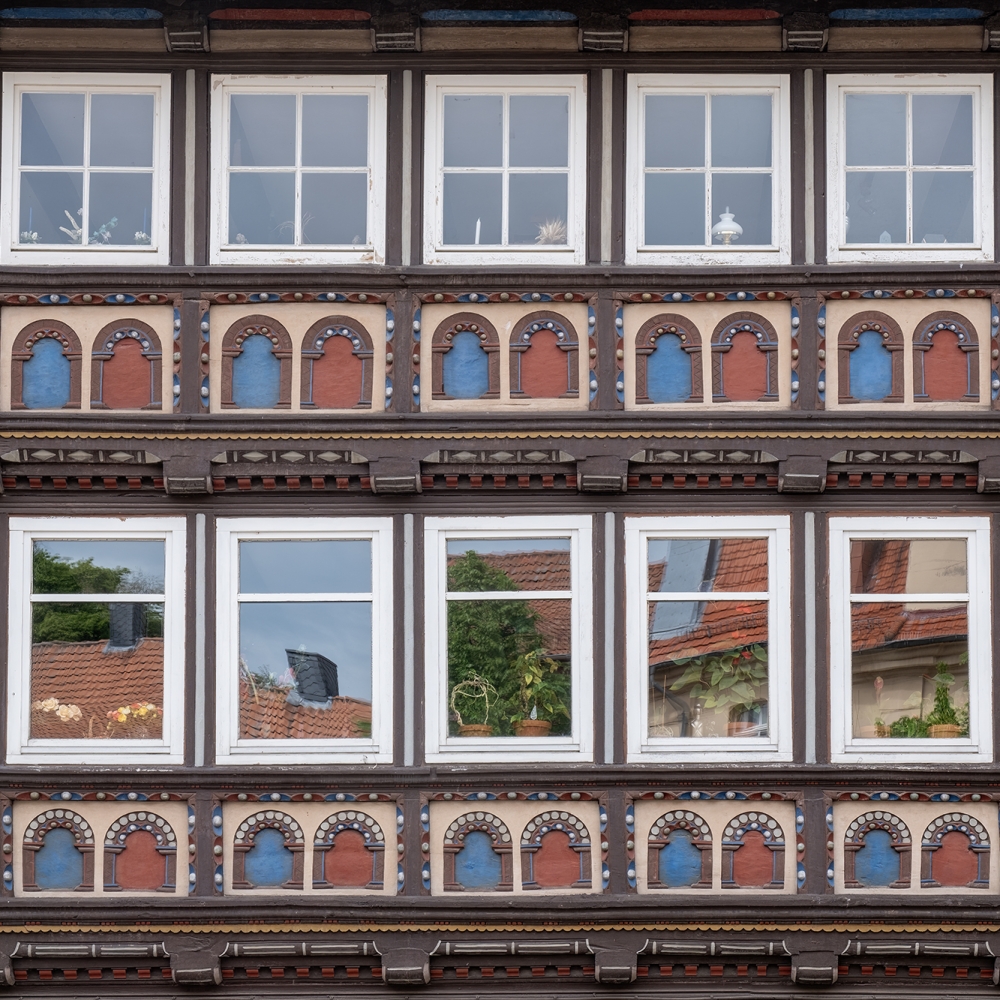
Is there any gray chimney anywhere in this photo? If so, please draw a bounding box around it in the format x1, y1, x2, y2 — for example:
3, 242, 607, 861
107, 604, 146, 651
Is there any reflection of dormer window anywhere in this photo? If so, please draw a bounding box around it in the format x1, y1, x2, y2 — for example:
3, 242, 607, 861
648, 538, 720, 640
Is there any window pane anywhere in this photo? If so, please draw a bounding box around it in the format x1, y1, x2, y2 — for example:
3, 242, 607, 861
447, 539, 571, 592
648, 538, 768, 593
31, 601, 164, 740
913, 94, 973, 166
913, 171, 973, 244
850, 538, 967, 595
239, 602, 372, 739
228, 172, 295, 245
239, 540, 372, 594
447, 597, 571, 736
88, 172, 153, 246
844, 171, 906, 243
644, 173, 704, 246
442, 172, 502, 245
230, 94, 295, 167
90, 94, 154, 168
846, 93, 906, 166
443, 94, 502, 167
711, 172, 772, 245
711, 94, 771, 169
851, 602, 968, 738
648, 599, 769, 738
19, 171, 83, 244
509, 95, 568, 168
301, 172, 368, 246
302, 94, 368, 167
645, 94, 704, 169
20, 93, 84, 166
508, 172, 567, 245
33, 540, 165, 594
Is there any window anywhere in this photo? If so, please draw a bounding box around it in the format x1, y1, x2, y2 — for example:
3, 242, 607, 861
829, 517, 992, 763
626, 75, 790, 266
215, 518, 393, 764
826, 75, 993, 263
424, 75, 587, 266
1, 73, 171, 266
6, 517, 186, 765
211, 76, 387, 265
624, 516, 792, 763
424, 516, 593, 762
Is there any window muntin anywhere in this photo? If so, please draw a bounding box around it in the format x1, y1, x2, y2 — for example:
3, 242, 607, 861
215, 519, 393, 765
425, 517, 593, 763
211, 76, 387, 265
7, 518, 186, 764
826, 75, 993, 263
625, 516, 792, 763
829, 518, 992, 763
424, 76, 587, 266
1, 74, 170, 265
626, 75, 790, 266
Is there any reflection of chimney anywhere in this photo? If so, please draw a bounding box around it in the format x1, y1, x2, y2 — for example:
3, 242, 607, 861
107, 604, 145, 651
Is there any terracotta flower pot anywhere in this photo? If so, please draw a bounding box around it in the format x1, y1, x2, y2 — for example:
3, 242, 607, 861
928, 724, 961, 739
513, 719, 552, 737
457, 724, 494, 737
726, 721, 756, 737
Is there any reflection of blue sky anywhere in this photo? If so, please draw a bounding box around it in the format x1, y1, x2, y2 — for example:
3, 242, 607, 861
446, 537, 570, 556
239, 540, 371, 594
239, 602, 372, 701
34, 540, 164, 592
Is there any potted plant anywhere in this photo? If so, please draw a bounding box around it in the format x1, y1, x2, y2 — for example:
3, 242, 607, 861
450, 674, 497, 737
926, 662, 962, 738
507, 649, 570, 737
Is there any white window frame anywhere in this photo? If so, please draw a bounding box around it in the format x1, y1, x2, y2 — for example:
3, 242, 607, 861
625, 74, 791, 267
7, 516, 186, 765
424, 515, 593, 763
829, 516, 992, 764
423, 74, 587, 267
624, 515, 792, 763
210, 75, 387, 266
826, 74, 994, 264
215, 517, 393, 765
1, 72, 171, 267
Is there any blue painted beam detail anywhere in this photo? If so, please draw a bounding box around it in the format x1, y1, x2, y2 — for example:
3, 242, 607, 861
243, 828, 294, 887
454, 831, 502, 890
853, 829, 899, 887
849, 330, 893, 400
442, 331, 489, 399
658, 830, 703, 887
647, 334, 692, 403
830, 7, 984, 19
22, 338, 70, 409
1, 6, 161, 18
232, 334, 280, 409
34, 828, 83, 890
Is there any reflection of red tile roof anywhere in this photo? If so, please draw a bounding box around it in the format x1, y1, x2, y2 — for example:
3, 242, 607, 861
851, 539, 910, 595
30, 638, 163, 740
648, 538, 768, 593
448, 550, 571, 591
851, 604, 968, 652
648, 602, 769, 664
239, 680, 371, 740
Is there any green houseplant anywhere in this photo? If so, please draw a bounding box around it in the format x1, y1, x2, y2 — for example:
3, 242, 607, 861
925, 662, 961, 738
507, 649, 570, 737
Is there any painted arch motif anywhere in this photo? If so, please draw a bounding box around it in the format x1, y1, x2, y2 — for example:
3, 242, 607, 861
520, 810, 591, 890
301, 317, 374, 410
843, 811, 911, 889
635, 314, 703, 404
103, 811, 177, 892
710, 312, 779, 403
442, 812, 513, 892
11, 320, 82, 410
431, 313, 500, 400
647, 810, 712, 889
508, 312, 579, 400
221, 315, 293, 409
920, 813, 990, 889
231, 811, 305, 890
837, 312, 904, 404
22, 808, 95, 892
913, 312, 979, 403
312, 810, 386, 890
90, 319, 163, 410
721, 811, 784, 889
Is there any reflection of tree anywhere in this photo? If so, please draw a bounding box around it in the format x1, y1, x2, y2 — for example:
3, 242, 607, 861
447, 552, 569, 736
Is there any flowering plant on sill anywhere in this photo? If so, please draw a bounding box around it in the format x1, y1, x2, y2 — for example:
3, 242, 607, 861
32, 697, 82, 722
105, 702, 163, 739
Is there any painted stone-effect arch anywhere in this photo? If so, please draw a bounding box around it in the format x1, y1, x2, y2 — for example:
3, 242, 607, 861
920, 813, 990, 889
301, 317, 374, 410
711, 312, 779, 403
520, 810, 591, 890
913, 312, 979, 403
431, 313, 500, 400
647, 810, 712, 889
312, 810, 386, 890
231, 811, 304, 890
22, 808, 95, 892
90, 319, 162, 410
721, 811, 784, 889
221, 315, 293, 409
11, 319, 82, 410
635, 314, 703, 404
443, 812, 513, 892
103, 811, 177, 892
843, 811, 911, 889
837, 312, 904, 404
509, 312, 579, 399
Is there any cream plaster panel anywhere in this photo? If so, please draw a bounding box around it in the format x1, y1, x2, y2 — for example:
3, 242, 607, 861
824, 297, 991, 410
622, 300, 792, 410
827, 26, 984, 51
12, 799, 189, 897
421, 27, 579, 51
0, 305, 174, 412
209, 29, 373, 52
832, 799, 998, 894
419, 302, 590, 412
428, 798, 602, 895
221, 799, 398, 895
629, 26, 782, 51
209, 303, 387, 413
633, 798, 797, 894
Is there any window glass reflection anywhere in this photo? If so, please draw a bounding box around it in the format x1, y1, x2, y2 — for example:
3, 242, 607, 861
21, 93, 84, 167
849, 538, 967, 595
447, 538, 571, 592
239, 540, 372, 594
230, 94, 295, 167
33, 540, 165, 594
